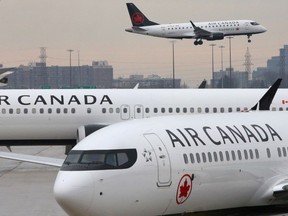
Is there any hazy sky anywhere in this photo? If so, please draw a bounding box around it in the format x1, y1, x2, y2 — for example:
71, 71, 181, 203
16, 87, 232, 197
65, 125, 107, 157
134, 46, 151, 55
0, 0, 287, 87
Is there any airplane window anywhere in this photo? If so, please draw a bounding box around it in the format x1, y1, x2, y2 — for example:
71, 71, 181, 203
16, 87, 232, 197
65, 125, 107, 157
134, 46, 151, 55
250, 22, 259, 26
102, 108, 106, 114
255, 149, 259, 159
197, 107, 202, 113
190, 153, 195, 164
169, 108, 173, 113
249, 149, 254, 159
207, 152, 212, 162
40, 108, 44, 114
190, 108, 194, 113
266, 148, 271, 158
32, 108, 36, 114
225, 151, 230, 161
183, 154, 188, 164
244, 150, 248, 160
279, 107, 284, 111
205, 108, 209, 113
48, 108, 52, 114
176, 108, 180, 113
145, 108, 149, 113
71, 108, 76, 114
237, 150, 242, 160
231, 151, 236, 161
220, 107, 224, 113
16, 108, 21, 114
228, 108, 232, 112
183, 108, 187, 113
109, 108, 113, 113
213, 108, 217, 113
283, 147, 287, 157
154, 108, 158, 113
24, 108, 28, 114
56, 108, 61, 114
236, 107, 241, 112
116, 108, 120, 113
202, 153, 207, 163
161, 108, 165, 113
196, 153, 201, 163
278, 147, 282, 157
61, 149, 137, 171
213, 152, 218, 162
219, 152, 224, 161
9, 108, 13, 114
64, 108, 68, 114
286, 107, 288, 111
2, 109, 6, 114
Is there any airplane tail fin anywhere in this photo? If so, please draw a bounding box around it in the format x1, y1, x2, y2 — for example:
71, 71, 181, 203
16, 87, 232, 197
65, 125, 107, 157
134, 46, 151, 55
126, 3, 159, 27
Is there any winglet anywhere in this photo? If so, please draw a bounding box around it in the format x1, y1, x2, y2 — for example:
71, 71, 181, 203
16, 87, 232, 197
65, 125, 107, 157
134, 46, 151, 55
250, 78, 282, 111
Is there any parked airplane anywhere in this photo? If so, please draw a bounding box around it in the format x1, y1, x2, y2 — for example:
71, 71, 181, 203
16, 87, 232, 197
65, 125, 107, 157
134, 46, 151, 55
2, 111, 288, 215
0, 68, 15, 87
125, 3, 267, 45
0, 83, 287, 151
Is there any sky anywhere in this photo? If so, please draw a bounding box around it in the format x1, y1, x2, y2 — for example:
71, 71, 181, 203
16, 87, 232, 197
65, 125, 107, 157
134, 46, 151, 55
0, 0, 287, 87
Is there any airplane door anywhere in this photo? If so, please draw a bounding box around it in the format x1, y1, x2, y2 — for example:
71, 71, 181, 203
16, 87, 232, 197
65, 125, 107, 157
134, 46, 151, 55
245, 22, 249, 31
161, 26, 166, 36
144, 133, 172, 187
120, 105, 130, 120
134, 105, 144, 119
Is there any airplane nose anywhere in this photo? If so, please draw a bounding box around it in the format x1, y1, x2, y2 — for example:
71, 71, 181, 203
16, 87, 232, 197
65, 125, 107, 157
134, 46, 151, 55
54, 171, 94, 216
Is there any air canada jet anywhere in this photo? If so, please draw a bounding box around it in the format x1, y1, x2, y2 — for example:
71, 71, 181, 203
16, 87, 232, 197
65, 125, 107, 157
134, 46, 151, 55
2, 111, 288, 215
125, 3, 267, 45
0, 79, 286, 153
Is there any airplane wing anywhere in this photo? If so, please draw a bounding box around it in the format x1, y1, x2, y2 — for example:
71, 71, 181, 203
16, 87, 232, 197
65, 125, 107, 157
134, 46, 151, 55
0, 151, 64, 167
190, 21, 212, 37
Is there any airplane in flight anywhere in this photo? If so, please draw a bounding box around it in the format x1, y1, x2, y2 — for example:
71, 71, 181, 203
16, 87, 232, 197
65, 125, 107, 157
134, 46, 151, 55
125, 3, 267, 45
2, 111, 288, 215
0, 79, 286, 153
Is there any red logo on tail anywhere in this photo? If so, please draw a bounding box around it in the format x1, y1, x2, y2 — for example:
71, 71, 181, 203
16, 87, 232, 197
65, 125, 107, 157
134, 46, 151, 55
132, 12, 144, 25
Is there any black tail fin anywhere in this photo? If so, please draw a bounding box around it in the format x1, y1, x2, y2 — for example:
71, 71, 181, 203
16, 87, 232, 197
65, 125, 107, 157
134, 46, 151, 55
126, 3, 159, 27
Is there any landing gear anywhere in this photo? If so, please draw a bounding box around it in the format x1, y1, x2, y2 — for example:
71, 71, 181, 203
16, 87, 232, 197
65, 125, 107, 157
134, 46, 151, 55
194, 39, 203, 46
247, 34, 252, 43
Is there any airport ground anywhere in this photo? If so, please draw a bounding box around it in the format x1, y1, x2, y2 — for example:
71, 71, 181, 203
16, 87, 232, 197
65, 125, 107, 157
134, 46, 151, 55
1, 146, 288, 216
0, 146, 67, 216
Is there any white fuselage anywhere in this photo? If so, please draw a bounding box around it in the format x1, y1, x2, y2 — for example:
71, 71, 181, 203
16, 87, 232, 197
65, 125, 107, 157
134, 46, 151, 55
126, 20, 266, 39
54, 112, 288, 216
0, 88, 287, 144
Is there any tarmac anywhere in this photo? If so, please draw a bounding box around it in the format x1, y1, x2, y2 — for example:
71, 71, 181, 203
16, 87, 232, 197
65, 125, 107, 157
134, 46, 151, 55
0, 146, 67, 216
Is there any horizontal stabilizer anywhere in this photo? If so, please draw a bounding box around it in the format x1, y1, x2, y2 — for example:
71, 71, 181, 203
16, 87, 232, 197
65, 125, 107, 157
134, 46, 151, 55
0, 151, 64, 167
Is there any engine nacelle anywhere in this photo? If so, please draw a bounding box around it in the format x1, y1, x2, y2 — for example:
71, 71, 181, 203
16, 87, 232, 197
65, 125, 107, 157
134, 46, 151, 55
207, 32, 225, 41
77, 125, 106, 143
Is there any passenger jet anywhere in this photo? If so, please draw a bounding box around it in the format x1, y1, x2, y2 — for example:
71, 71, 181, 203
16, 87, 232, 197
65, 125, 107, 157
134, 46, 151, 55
125, 3, 267, 45
2, 111, 288, 215
0, 80, 287, 152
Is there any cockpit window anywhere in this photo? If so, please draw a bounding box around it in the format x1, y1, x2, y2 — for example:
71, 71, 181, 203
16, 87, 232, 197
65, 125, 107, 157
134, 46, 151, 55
61, 149, 137, 171
250, 22, 259, 26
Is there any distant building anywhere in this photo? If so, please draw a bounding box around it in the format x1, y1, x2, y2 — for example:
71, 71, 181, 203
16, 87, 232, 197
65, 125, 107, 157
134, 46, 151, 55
113, 74, 181, 88
5, 61, 113, 89
213, 68, 248, 88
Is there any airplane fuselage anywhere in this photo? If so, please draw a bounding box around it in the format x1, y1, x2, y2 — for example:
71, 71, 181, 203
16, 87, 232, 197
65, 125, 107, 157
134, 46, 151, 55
126, 20, 266, 40
0, 88, 288, 146
54, 112, 288, 216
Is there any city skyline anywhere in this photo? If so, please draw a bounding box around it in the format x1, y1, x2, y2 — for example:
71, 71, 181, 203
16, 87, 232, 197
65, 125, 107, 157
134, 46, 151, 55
0, 0, 287, 87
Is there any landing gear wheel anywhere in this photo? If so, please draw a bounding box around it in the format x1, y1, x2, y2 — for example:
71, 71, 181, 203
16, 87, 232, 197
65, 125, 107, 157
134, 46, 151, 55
247, 34, 252, 43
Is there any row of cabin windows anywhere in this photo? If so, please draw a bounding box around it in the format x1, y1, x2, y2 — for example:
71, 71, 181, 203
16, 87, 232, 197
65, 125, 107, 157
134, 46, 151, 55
183, 149, 260, 164
183, 147, 288, 164
167, 24, 240, 30
2, 106, 288, 115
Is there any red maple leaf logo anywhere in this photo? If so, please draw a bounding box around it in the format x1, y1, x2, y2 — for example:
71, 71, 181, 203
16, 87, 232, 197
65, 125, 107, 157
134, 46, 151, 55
132, 12, 144, 25
179, 179, 190, 199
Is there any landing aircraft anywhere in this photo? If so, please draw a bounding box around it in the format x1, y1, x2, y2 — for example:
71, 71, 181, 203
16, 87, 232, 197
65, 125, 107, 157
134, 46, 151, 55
0, 83, 287, 152
2, 111, 288, 215
125, 3, 267, 45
